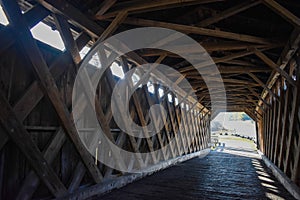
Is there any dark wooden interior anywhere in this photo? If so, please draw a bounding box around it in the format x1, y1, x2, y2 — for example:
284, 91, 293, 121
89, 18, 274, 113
0, 0, 300, 199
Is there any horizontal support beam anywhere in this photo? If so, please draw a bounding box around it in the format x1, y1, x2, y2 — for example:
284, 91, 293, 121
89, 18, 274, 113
0, 90, 67, 197
263, 0, 300, 28
37, 0, 104, 38
4, 0, 103, 183
259, 151, 300, 200
138, 42, 272, 56
0, 5, 50, 54
197, 0, 261, 27
62, 149, 210, 199
253, 48, 296, 86
121, 17, 275, 44
96, 0, 224, 19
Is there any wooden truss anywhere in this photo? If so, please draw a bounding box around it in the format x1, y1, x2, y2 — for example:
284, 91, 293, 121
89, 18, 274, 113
0, 0, 299, 199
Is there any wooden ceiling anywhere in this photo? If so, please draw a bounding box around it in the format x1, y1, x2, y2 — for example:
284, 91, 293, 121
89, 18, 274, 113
18, 0, 300, 119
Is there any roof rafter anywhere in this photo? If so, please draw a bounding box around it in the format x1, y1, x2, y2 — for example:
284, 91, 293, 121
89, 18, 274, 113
122, 17, 276, 44
197, 0, 261, 27
253, 48, 296, 86
263, 0, 300, 28
95, 0, 224, 19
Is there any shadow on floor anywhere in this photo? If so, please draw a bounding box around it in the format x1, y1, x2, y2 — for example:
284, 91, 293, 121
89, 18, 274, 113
93, 147, 295, 200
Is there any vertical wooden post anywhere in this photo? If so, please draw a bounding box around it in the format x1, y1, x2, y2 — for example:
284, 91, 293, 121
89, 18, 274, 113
273, 80, 284, 165
278, 81, 291, 170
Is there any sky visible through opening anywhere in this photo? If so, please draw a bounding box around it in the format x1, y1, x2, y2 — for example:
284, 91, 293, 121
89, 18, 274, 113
0, 8, 172, 99
212, 112, 256, 139
0, 8, 258, 123
0, 6, 124, 77
0, 6, 65, 50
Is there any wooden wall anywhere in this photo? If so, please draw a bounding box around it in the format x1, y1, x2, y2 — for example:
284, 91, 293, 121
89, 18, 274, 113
259, 53, 300, 187
0, 32, 211, 199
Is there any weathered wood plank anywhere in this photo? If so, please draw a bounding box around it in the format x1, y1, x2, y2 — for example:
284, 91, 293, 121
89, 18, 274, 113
2, 0, 102, 183
273, 80, 284, 165
122, 17, 276, 44
0, 5, 50, 54
95, 0, 117, 16
197, 0, 261, 27
0, 90, 67, 197
139, 42, 273, 56
260, 28, 300, 104
0, 32, 90, 153
96, 0, 224, 19
291, 57, 300, 183
179, 47, 280, 73
16, 129, 66, 200
247, 86, 271, 107
98, 11, 128, 41
253, 49, 296, 86
284, 64, 300, 173
0, 128, 9, 151
248, 72, 277, 99
54, 14, 81, 64
121, 57, 168, 161
63, 150, 210, 200
278, 83, 291, 169
263, 0, 300, 28
37, 0, 104, 38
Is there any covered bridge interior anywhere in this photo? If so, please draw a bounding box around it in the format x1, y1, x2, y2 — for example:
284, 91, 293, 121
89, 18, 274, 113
0, 0, 300, 199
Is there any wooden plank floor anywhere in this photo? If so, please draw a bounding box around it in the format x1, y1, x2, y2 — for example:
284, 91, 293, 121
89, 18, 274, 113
95, 146, 295, 200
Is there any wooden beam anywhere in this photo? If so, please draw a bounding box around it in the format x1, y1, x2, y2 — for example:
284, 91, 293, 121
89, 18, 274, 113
0, 5, 50, 54
48, 63, 126, 194
39, 0, 207, 111
248, 72, 277, 98
179, 50, 254, 73
139, 42, 274, 56
0, 90, 67, 197
122, 17, 275, 44
253, 48, 296, 86
273, 80, 284, 165
245, 109, 258, 121
98, 11, 128, 41
285, 62, 300, 176
190, 78, 258, 86
222, 59, 257, 67
62, 149, 210, 199
120, 58, 159, 162
95, 0, 117, 16
104, 46, 206, 112
218, 65, 271, 73
260, 28, 300, 104
0, 128, 8, 150
197, 0, 261, 27
292, 88, 300, 185
184, 65, 271, 75
178, 46, 281, 73
37, 0, 104, 38
54, 14, 81, 64
95, 0, 224, 19
277, 83, 291, 169
151, 85, 176, 158
17, 128, 67, 200
78, 63, 130, 170
2, 0, 102, 183
107, 72, 147, 168
165, 90, 184, 155
0, 32, 90, 155
263, 0, 300, 28
247, 86, 271, 107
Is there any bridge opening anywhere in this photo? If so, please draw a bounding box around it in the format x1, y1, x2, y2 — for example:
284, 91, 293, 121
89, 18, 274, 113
211, 112, 257, 152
